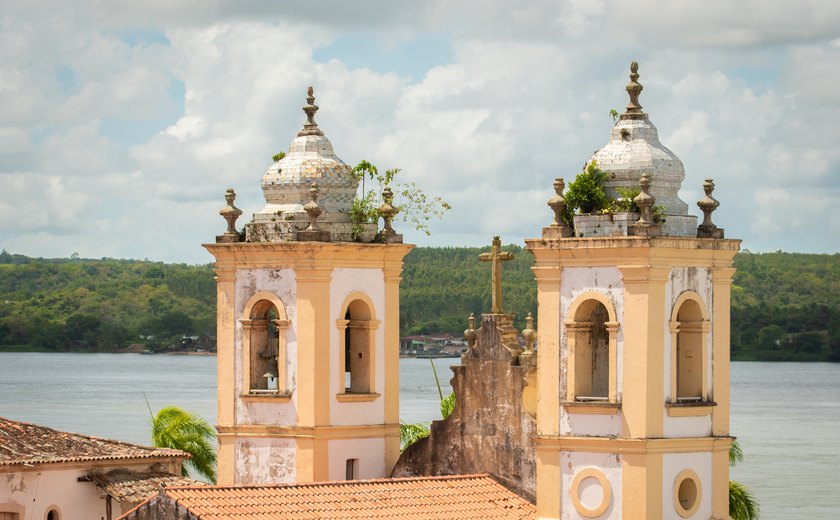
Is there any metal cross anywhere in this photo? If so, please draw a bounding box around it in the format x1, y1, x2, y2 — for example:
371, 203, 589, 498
479, 236, 514, 314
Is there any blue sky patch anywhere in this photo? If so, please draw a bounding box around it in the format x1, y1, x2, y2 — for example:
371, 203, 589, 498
314, 32, 453, 80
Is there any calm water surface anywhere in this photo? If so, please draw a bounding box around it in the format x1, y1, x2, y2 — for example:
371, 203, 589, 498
0, 354, 837, 519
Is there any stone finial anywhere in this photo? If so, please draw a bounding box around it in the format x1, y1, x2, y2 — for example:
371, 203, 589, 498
296, 183, 331, 242
629, 173, 662, 237
464, 313, 478, 350
543, 177, 573, 239
303, 183, 323, 230
216, 188, 243, 243
697, 178, 724, 238
479, 236, 515, 314
544, 177, 573, 238
297, 86, 324, 137
635, 174, 655, 224
378, 186, 403, 243
621, 61, 647, 121
518, 312, 537, 367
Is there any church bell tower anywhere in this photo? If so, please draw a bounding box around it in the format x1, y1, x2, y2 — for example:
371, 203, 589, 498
205, 87, 412, 486
527, 63, 740, 520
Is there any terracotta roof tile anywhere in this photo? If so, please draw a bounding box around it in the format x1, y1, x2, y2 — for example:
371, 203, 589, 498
88, 470, 206, 504
0, 416, 187, 466
121, 474, 535, 520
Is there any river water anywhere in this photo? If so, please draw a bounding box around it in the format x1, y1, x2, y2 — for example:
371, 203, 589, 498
0, 354, 837, 519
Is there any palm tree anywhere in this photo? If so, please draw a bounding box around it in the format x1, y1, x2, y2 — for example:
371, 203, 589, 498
148, 404, 217, 483
729, 439, 759, 520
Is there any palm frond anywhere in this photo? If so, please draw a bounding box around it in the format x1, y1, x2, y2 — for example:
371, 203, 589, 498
730, 438, 744, 466
729, 480, 760, 520
400, 421, 430, 452
150, 405, 217, 483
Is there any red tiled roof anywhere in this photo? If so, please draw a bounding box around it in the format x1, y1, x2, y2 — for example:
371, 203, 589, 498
0, 417, 187, 467
122, 474, 536, 519
88, 471, 206, 504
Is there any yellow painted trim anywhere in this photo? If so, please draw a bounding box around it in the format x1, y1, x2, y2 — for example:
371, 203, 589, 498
669, 291, 709, 402
535, 435, 733, 454
239, 393, 292, 403
217, 423, 400, 439
564, 292, 620, 403
672, 469, 702, 518
568, 290, 619, 322
242, 290, 290, 320
665, 402, 715, 417
570, 467, 612, 518
562, 401, 621, 415
336, 392, 381, 402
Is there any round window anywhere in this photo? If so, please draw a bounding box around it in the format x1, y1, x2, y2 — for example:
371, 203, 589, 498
672, 469, 702, 518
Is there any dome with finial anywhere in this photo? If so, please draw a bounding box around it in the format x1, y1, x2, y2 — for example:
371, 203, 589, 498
255, 86, 358, 223
589, 62, 690, 218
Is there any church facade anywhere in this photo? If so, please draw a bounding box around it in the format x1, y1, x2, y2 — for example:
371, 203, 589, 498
201, 62, 739, 520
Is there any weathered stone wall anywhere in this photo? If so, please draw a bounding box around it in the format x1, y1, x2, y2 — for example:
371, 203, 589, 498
391, 314, 536, 502
121, 493, 200, 520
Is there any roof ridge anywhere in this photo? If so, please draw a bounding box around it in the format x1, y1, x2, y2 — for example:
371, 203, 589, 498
162, 473, 495, 492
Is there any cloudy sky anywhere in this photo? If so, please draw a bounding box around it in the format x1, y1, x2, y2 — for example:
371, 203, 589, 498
2, 1, 839, 263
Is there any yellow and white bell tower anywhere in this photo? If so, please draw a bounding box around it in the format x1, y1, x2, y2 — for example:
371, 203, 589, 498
527, 63, 740, 520
205, 87, 412, 486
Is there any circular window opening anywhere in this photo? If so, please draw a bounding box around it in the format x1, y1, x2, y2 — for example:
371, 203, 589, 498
678, 479, 697, 510
46, 509, 60, 520
570, 468, 612, 518
672, 469, 702, 518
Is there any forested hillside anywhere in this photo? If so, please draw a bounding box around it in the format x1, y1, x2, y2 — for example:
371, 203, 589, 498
1, 248, 838, 361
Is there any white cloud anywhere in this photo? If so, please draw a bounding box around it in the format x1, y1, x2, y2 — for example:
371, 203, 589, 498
1, 1, 839, 261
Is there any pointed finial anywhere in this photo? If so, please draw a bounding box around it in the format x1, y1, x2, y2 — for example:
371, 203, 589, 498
377, 186, 403, 243
298, 85, 324, 137
464, 313, 478, 350
697, 178, 724, 238
622, 61, 646, 120
303, 183, 323, 231
216, 188, 243, 243
634, 173, 655, 224
518, 312, 537, 367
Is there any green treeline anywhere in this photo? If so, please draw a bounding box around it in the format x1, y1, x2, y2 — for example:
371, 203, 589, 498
1, 248, 838, 362
0, 250, 215, 352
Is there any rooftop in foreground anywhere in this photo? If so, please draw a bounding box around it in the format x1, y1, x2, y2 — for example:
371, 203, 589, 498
0, 416, 186, 467
120, 473, 537, 520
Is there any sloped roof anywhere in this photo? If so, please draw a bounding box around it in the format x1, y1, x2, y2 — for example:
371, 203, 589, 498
0, 417, 186, 467
121, 474, 536, 520
88, 471, 206, 504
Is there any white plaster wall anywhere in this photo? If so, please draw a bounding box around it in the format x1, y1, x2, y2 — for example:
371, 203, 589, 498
562, 412, 622, 437
234, 437, 296, 485
1, 468, 108, 520
662, 267, 714, 437
560, 451, 622, 520
329, 268, 386, 426
234, 268, 299, 426
661, 452, 712, 520
559, 267, 624, 436
328, 438, 386, 480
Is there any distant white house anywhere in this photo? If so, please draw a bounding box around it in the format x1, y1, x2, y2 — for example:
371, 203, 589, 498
0, 417, 201, 520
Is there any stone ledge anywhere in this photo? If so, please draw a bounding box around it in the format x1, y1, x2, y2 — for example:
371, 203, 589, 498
665, 400, 716, 417
562, 401, 622, 415
240, 393, 292, 403
336, 392, 381, 403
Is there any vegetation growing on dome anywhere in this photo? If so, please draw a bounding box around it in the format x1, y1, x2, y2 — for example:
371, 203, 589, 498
349, 160, 451, 241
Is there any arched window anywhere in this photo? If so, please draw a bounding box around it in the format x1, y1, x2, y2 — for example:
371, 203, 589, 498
46, 510, 60, 520
670, 296, 708, 402
241, 294, 290, 395
337, 297, 379, 395
565, 294, 619, 403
